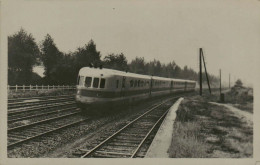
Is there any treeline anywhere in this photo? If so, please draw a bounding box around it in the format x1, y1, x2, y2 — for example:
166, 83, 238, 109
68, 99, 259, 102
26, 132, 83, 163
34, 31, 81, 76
8, 28, 219, 85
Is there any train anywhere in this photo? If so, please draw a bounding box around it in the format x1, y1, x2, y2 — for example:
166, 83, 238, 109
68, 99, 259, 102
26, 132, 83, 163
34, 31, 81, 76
75, 67, 196, 112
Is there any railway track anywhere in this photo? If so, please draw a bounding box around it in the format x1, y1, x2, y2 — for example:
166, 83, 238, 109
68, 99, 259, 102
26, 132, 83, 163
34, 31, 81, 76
8, 101, 76, 122
77, 96, 179, 158
7, 94, 84, 149
8, 104, 76, 123
7, 109, 85, 149
8, 94, 76, 122
8, 94, 73, 103
8, 95, 74, 109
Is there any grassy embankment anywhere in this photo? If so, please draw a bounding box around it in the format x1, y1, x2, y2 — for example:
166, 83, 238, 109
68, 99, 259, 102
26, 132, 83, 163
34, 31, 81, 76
168, 87, 253, 158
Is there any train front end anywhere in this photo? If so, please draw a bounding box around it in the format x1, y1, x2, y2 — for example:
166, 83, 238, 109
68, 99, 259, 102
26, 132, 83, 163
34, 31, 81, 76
75, 67, 110, 111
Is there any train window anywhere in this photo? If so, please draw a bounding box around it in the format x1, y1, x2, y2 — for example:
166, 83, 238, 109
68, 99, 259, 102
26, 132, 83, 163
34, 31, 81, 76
122, 77, 126, 88
85, 77, 92, 87
134, 80, 137, 87
130, 80, 134, 87
78, 76, 84, 86
116, 80, 119, 88
93, 78, 99, 88
100, 78, 106, 88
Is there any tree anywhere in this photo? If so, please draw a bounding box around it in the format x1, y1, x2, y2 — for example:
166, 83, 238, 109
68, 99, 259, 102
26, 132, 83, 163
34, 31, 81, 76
235, 79, 243, 87
40, 34, 63, 83
49, 53, 77, 84
74, 40, 101, 71
173, 65, 182, 78
103, 53, 128, 71
129, 57, 146, 74
8, 28, 40, 85
154, 60, 162, 76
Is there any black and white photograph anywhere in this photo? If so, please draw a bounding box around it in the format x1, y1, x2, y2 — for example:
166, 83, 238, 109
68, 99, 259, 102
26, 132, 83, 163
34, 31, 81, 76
0, 0, 260, 164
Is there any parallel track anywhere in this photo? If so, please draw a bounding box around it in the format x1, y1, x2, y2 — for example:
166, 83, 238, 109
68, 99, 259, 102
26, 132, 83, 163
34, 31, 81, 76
8, 94, 73, 103
8, 102, 76, 122
8, 95, 74, 109
78, 96, 178, 158
7, 95, 83, 149
7, 109, 85, 149
8, 94, 76, 123
8, 105, 76, 123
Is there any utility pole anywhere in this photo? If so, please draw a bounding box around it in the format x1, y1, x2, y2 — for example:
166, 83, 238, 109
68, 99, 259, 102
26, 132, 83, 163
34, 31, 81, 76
220, 69, 222, 94
199, 48, 211, 95
201, 49, 211, 94
229, 73, 230, 88
199, 48, 202, 96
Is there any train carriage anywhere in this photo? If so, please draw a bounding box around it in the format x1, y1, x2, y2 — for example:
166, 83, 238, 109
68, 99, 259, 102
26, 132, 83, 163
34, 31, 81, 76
76, 67, 196, 112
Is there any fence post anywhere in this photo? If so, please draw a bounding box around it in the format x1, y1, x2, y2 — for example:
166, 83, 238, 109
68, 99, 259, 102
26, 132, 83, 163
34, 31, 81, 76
42, 84, 43, 90
23, 85, 25, 91
53, 85, 54, 89
36, 85, 38, 90
30, 85, 31, 91
16, 85, 17, 92
48, 85, 49, 90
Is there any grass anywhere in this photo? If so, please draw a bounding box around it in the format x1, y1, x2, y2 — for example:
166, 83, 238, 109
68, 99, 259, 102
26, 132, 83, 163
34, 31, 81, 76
168, 97, 253, 158
168, 121, 210, 158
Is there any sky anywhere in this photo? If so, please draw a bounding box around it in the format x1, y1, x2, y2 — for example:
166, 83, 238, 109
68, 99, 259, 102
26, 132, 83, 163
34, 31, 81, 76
3, 0, 260, 86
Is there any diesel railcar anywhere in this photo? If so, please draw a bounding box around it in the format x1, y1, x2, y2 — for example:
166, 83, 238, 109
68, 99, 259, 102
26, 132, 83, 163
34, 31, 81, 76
75, 67, 196, 111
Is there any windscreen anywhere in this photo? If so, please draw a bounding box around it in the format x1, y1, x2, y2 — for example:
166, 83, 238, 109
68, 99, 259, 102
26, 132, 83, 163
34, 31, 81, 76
85, 77, 92, 87
78, 76, 85, 86
93, 78, 99, 88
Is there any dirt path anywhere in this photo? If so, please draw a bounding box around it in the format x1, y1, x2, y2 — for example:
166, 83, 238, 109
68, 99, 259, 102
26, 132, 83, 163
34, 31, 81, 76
209, 102, 253, 128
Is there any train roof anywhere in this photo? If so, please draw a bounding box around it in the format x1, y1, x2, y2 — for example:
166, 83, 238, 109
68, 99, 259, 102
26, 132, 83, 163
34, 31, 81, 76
79, 67, 196, 83
152, 76, 195, 83
79, 67, 151, 79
